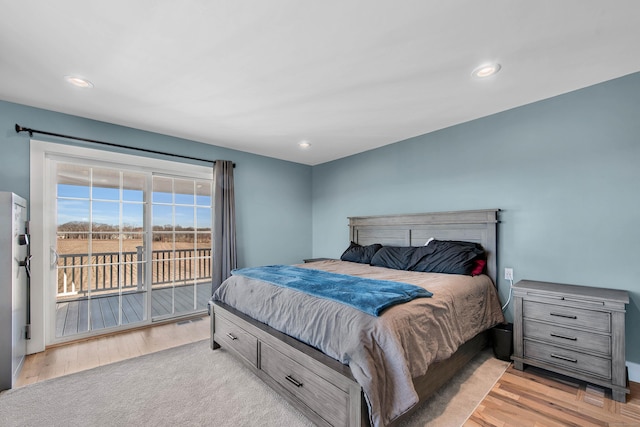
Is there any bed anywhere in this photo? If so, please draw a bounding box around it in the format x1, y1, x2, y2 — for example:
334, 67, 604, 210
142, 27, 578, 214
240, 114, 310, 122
209, 209, 503, 426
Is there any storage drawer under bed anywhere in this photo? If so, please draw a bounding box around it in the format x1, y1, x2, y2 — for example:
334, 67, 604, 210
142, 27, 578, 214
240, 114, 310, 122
214, 313, 258, 368
260, 342, 350, 427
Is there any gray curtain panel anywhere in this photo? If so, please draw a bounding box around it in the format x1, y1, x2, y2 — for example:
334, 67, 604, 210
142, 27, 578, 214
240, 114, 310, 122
212, 160, 237, 295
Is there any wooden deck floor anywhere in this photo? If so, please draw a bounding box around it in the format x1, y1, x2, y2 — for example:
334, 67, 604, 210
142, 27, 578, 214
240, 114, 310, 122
56, 283, 210, 338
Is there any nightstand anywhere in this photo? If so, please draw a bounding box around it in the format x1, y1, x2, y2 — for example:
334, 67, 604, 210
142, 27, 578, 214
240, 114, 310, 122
512, 280, 629, 402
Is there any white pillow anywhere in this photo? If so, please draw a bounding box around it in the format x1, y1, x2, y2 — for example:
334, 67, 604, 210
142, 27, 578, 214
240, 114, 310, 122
424, 237, 435, 246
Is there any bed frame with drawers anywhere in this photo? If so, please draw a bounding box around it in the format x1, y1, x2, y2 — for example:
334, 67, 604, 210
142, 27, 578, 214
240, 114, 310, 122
210, 209, 500, 426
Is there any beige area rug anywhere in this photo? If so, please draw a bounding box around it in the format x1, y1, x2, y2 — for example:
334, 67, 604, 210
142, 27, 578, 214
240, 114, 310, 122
0, 340, 508, 427
398, 349, 510, 426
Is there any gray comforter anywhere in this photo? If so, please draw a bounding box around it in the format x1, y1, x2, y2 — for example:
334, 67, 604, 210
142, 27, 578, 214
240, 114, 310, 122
213, 260, 505, 426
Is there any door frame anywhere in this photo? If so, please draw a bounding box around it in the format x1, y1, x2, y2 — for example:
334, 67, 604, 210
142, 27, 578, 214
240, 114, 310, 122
30, 140, 213, 351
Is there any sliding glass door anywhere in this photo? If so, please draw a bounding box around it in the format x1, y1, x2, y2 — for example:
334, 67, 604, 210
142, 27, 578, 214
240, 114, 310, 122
150, 176, 212, 320
54, 163, 149, 337
36, 143, 214, 344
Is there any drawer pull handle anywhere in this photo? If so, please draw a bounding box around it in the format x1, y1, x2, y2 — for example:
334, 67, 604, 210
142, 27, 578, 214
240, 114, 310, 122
549, 312, 577, 319
550, 333, 577, 341
550, 353, 578, 363
226, 333, 238, 340
285, 375, 303, 388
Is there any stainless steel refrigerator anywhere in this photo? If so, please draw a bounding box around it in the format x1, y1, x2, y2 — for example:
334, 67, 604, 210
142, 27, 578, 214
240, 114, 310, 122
0, 192, 29, 390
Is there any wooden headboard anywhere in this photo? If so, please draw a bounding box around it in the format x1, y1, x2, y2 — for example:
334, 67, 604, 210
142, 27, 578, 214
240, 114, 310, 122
348, 209, 500, 285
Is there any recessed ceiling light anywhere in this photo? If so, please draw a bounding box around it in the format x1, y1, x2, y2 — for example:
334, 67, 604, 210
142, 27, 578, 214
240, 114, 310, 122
64, 75, 94, 88
471, 63, 501, 79
298, 140, 311, 149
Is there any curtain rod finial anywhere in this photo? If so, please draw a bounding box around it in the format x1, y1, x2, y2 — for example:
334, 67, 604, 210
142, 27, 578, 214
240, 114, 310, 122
14, 124, 32, 137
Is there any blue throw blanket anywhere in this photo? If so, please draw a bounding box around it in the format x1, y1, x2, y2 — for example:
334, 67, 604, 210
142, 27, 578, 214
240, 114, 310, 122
231, 265, 432, 316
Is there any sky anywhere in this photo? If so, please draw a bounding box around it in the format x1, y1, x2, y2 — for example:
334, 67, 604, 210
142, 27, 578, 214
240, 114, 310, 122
57, 183, 212, 230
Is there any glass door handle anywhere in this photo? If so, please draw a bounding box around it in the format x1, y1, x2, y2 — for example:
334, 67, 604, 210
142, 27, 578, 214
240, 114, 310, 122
50, 247, 59, 268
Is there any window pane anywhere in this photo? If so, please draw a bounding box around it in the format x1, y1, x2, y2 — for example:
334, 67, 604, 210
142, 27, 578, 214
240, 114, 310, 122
123, 172, 145, 202
119, 261, 143, 291
152, 232, 174, 252
56, 235, 89, 261
196, 282, 210, 310
151, 258, 174, 287
175, 179, 194, 205
92, 201, 120, 229
174, 256, 195, 284
174, 233, 195, 252
56, 265, 89, 294
175, 206, 194, 229
195, 181, 211, 206
195, 256, 211, 279
174, 283, 196, 314
91, 236, 120, 255
123, 203, 144, 230
153, 204, 173, 228
151, 282, 172, 317
122, 233, 145, 260
120, 288, 145, 325
152, 176, 173, 203
58, 199, 90, 225
195, 233, 211, 252
57, 164, 90, 198
196, 207, 211, 230
92, 168, 120, 201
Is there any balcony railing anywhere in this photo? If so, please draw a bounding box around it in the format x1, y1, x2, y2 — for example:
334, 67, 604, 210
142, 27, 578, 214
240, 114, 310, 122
57, 247, 212, 297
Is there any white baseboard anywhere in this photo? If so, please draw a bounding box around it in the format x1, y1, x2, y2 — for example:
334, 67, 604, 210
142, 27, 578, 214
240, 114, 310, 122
628, 361, 640, 383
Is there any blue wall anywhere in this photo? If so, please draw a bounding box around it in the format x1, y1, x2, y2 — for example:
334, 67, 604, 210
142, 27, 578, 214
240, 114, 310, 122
0, 100, 312, 267
2, 72, 639, 366
312, 72, 640, 364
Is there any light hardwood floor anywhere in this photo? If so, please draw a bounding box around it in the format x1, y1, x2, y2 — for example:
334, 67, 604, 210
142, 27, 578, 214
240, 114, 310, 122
16, 315, 210, 387
467, 365, 640, 426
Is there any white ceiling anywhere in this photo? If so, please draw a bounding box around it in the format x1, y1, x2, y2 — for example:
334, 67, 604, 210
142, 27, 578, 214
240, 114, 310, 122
1, 1, 639, 165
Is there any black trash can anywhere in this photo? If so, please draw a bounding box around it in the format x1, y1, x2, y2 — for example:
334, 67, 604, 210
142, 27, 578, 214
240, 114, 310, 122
491, 323, 513, 361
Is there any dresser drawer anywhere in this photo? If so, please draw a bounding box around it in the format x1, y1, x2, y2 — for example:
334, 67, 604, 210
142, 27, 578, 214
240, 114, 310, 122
523, 300, 610, 332
260, 342, 349, 426
524, 340, 611, 379
214, 314, 258, 367
523, 319, 611, 356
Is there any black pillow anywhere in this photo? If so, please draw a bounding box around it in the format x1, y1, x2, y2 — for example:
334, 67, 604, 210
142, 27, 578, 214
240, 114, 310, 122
340, 242, 382, 264
408, 240, 485, 275
369, 246, 417, 270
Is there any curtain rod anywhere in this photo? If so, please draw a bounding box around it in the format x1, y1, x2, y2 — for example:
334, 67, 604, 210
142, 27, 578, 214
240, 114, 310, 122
15, 124, 235, 167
